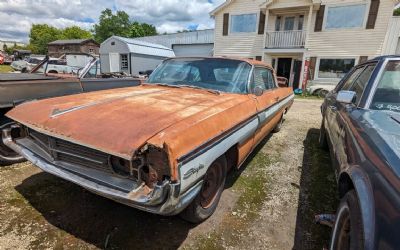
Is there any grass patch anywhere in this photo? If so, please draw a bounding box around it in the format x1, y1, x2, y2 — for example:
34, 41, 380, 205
294, 94, 323, 100
0, 65, 13, 73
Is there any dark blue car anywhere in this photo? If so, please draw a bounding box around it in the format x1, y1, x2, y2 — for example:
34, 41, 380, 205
320, 56, 400, 250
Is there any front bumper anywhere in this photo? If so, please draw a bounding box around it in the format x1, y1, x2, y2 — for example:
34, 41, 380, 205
2, 128, 202, 216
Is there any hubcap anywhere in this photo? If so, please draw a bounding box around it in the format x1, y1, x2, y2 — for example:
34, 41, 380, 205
200, 162, 223, 209
0, 122, 24, 162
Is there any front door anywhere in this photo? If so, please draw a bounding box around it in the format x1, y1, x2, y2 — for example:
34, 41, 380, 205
277, 58, 292, 81
292, 60, 302, 90
251, 67, 281, 145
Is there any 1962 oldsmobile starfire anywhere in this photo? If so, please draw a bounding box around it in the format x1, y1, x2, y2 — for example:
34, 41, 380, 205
3, 57, 294, 222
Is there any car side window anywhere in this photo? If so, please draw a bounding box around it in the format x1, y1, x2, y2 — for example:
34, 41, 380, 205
252, 67, 276, 91
349, 64, 376, 105
339, 66, 365, 91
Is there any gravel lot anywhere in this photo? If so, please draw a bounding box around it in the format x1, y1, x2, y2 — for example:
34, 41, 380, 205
0, 98, 338, 250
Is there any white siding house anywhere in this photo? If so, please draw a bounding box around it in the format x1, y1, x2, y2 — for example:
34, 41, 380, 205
100, 36, 175, 75
212, 0, 399, 90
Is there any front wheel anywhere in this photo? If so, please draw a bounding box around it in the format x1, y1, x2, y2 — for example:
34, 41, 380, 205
0, 118, 26, 166
330, 190, 364, 250
180, 156, 227, 223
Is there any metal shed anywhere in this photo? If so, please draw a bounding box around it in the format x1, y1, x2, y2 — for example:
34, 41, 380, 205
100, 36, 175, 75
135, 29, 214, 57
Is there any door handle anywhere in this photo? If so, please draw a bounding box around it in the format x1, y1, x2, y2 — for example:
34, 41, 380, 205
274, 97, 279, 102
329, 105, 337, 111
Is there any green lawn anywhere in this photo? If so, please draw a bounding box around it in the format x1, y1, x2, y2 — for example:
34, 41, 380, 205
0, 65, 13, 73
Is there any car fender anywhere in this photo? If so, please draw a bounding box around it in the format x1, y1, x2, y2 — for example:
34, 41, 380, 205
340, 166, 376, 250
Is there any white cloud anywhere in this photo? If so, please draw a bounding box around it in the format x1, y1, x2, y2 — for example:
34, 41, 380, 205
0, 0, 225, 42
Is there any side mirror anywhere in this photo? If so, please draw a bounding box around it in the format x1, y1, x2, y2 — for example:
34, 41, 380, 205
254, 86, 264, 96
336, 90, 356, 104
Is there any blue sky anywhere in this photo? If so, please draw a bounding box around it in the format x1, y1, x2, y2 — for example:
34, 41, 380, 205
0, 0, 225, 42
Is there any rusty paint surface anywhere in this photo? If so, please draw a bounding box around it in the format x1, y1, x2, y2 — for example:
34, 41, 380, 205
7, 58, 293, 181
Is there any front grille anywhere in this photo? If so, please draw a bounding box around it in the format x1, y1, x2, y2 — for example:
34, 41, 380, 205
26, 128, 112, 173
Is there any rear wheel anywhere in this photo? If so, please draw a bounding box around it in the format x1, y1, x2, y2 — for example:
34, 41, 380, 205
180, 156, 227, 223
330, 190, 364, 250
0, 117, 25, 166
272, 113, 284, 133
319, 119, 329, 150
318, 89, 329, 98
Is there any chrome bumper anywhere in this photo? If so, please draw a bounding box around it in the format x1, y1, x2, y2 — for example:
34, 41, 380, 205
2, 128, 202, 216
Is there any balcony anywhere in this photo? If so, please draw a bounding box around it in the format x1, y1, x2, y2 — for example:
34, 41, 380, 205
265, 30, 306, 49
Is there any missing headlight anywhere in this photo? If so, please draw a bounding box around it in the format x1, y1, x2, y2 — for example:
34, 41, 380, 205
109, 156, 131, 177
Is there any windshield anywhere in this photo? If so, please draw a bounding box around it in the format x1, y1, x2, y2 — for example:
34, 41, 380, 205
370, 60, 400, 113
147, 58, 252, 94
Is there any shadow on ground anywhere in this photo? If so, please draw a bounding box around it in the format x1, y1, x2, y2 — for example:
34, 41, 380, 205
293, 128, 339, 250
15, 135, 272, 249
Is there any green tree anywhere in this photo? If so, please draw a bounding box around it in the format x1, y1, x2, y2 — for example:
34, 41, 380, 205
129, 22, 157, 38
2, 44, 7, 52
29, 24, 61, 54
394, 8, 400, 16
93, 8, 131, 42
60, 26, 92, 39
93, 8, 158, 42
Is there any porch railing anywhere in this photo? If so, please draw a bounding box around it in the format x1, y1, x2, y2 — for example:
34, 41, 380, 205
265, 30, 306, 49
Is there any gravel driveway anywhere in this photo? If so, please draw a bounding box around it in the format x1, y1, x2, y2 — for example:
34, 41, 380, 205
0, 98, 338, 250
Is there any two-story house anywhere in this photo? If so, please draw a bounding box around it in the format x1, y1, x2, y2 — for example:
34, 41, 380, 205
211, 0, 398, 90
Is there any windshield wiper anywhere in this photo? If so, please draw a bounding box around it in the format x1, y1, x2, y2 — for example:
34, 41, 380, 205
152, 83, 181, 88
178, 84, 221, 95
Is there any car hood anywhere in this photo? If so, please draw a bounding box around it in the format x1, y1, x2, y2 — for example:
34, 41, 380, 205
7, 85, 247, 159
361, 110, 400, 163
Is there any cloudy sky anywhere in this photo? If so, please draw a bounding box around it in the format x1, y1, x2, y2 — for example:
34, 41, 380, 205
0, 0, 225, 42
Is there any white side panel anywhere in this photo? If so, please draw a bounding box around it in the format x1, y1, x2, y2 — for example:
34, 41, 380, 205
179, 94, 294, 193
109, 53, 120, 73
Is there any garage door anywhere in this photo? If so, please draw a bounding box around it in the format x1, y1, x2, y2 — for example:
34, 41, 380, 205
173, 44, 214, 57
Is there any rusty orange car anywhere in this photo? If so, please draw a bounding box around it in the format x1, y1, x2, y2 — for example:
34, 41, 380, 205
3, 57, 294, 223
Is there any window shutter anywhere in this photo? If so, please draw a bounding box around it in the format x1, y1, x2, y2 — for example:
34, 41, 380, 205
359, 56, 369, 64
314, 5, 325, 32
223, 13, 229, 36
258, 11, 266, 34
309, 57, 317, 80
366, 0, 380, 29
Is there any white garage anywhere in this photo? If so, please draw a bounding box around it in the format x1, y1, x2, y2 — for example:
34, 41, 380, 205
172, 44, 214, 57
100, 36, 175, 75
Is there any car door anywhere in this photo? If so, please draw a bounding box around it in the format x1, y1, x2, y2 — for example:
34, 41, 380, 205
324, 66, 365, 158
334, 63, 377, 172
251, 67, 280, 145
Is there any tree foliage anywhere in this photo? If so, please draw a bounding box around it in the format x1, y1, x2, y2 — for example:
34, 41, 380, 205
59, 26, 92, 40
28, 24, 93, 54
93, 8, 157, 42
394, 8, 400, 16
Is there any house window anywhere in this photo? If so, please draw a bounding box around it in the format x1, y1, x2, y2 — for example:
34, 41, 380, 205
325, 4, 366, 30
89, 48, 94, 54
275, 16, 282, 31
120, 54, 128, 70
231, 14, 257, 33
298, 15, 304, 30
284, 17, 295, 31
318, 58, 356, 79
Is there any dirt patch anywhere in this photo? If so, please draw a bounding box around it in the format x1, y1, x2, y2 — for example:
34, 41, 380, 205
0, 99, 338, 249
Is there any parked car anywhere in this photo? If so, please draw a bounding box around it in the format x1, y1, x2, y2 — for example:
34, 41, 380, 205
10, 56, 44, 72
3, 57, 294, 222
0, 53, 143, 166
319, 55, 400, 249
0, 52, 12, 65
